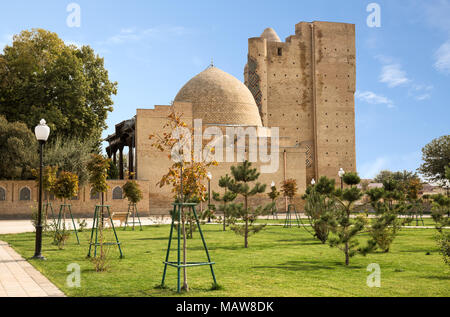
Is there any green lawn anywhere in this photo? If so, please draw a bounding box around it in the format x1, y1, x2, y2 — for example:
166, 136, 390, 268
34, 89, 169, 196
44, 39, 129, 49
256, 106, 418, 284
0, 224, 448, 297
238, 216, 437, 227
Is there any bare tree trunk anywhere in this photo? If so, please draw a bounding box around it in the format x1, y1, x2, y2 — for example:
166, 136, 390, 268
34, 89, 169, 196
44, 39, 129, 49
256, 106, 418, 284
244, 195, 248, 248
345, 208, 350, 265
223, 203, 226, 231
181, 207, 189, 291
345, 242, 349, 266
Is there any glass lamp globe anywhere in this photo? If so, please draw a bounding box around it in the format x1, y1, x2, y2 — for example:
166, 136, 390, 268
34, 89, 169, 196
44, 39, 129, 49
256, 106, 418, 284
34, 119, 50, 141
207, 172, 212, 180
338, 168, 345, 178
311, 178, 316, 185
271, 181, 276, 188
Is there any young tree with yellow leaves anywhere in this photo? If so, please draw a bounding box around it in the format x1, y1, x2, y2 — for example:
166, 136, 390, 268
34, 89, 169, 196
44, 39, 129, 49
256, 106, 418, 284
149, 107, 217, 292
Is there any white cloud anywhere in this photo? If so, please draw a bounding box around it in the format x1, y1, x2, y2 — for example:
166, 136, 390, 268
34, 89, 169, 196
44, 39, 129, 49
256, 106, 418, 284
374, 56, 432, 100
379, 64, 410, 88
359, 157, 390, 179
415, 94, 431, 101
359, 151, 421, 179
103, 25, 190, 45
409, 84, 434, 101
355, 90, 395, 108
422, 1, 450, 75
0, 34, 13, 50
65, 40, 84, 48
434, 41, 450, 74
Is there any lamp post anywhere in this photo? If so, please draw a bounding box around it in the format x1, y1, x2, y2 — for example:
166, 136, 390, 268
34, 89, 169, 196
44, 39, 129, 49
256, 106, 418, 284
311, 178, 316, 186
207, 172, 212, 223
271, 181, 276, 188
338, 168, 345, 190
33, 119, 50, 260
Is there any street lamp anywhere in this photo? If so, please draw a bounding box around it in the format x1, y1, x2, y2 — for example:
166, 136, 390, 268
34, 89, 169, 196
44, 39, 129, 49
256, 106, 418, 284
338, 168, 345, 190
271, 181, 276, 188
33, 119, 50, 260
207, 172, 212, 223
311, 178, 316, 186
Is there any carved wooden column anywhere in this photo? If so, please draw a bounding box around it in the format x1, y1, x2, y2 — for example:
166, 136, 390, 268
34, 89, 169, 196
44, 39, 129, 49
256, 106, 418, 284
128, 145, 134, 179
119, 146, 124, 180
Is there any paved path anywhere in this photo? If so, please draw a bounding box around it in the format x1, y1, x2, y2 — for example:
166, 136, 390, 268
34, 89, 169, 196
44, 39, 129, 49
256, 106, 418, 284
0, 241, 65, 297
0, 215, 440, 235
0, 217, 172, 235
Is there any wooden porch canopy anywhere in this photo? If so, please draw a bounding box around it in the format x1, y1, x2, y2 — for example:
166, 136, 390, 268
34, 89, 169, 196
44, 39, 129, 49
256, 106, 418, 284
105, 117, 136, 180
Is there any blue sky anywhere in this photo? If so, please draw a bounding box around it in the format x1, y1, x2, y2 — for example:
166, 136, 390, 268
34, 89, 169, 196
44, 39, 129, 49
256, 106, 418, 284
0, 0, 449, 179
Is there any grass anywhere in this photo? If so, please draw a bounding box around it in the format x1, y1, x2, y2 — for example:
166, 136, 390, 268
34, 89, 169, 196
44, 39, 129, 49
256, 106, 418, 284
0, 223, 449, 297
242, 216, 438, 227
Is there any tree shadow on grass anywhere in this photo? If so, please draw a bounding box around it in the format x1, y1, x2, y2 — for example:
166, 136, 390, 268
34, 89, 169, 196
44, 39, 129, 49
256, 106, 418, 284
253, 260, 363, 271
252, 260, 337, 271
400, 248, 437, 254
135, 237, 169, 241
419, 274, 450, 281
277, 238, 322, 245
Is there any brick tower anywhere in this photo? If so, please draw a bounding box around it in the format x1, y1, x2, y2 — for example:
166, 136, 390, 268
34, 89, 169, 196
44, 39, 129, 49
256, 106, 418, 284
245, 21, 356, 184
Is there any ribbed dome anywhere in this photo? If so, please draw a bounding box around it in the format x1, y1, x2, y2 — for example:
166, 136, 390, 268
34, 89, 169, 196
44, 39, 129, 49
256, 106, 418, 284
175, 66, 262, 126
261, 28, 281, 42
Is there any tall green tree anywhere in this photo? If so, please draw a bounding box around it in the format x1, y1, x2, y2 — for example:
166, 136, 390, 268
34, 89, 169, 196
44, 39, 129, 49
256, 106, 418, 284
366, 180, 406, 253
212, 174, 237, 231
0, 115, 38, 179
0, 29, 117, 142
44, 136, 98, 186
430, 194, 450, 266
373, 170, 420, 194
302, 176, 336, 244
328, 173, 372, 265
374, 170, 418, 184
418, 135, 450, 182
227, 161, 270, 248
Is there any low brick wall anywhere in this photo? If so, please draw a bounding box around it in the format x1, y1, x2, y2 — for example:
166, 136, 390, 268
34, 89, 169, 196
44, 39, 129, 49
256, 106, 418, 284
0, 179, 306, 219
0, 180, 150, 220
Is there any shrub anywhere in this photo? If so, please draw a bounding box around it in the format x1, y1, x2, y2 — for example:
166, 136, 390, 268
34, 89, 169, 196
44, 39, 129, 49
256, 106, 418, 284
123, 180, 143, 204
342, 172, 361, 187
282, 179, 298, 203
303, 185, 336, 244
53, 171, 79, 200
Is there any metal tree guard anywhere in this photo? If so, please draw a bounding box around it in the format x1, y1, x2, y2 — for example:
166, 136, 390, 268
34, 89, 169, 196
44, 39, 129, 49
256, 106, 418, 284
124, 202, 143, 231
87, 205, 124, 258
161, 202, 217, 293
55, 203, 80, 244
284, 204, 300, 228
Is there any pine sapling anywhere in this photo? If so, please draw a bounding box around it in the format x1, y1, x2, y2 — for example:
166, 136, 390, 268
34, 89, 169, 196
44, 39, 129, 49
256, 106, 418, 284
227, 161, 271, 248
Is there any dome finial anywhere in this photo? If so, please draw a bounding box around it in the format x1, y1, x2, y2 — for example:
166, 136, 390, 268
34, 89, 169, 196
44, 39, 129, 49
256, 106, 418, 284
210, 58, 214, 68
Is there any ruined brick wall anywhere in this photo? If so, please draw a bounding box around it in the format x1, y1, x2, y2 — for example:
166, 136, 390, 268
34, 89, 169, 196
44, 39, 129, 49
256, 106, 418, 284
246, 21, 356, 185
